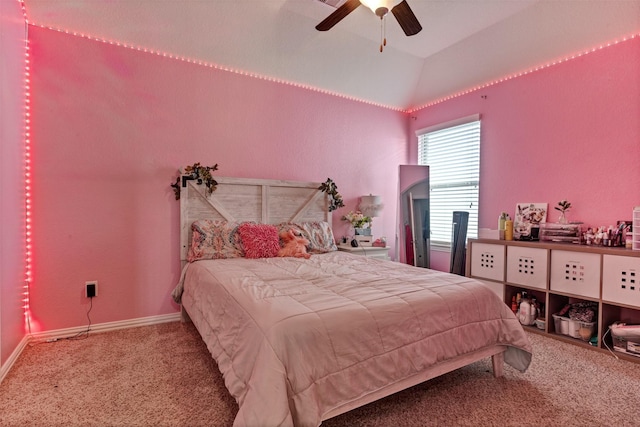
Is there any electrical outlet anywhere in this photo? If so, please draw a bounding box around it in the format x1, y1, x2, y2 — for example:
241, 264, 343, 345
85, 281, 98, 298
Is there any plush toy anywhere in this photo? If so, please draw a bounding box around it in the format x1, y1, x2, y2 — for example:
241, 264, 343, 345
277, 229, 311, 259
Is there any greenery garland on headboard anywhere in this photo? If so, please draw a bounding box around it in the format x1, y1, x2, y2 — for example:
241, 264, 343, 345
172, 168, 343, 215
319, 178, 344, 212
171, 163, 219, 200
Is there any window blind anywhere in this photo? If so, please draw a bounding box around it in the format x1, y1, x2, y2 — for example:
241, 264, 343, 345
417, 118, 480, 247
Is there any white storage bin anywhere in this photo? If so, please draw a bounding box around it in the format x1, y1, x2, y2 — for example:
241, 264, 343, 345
550, 250, 600, 298
602, 255, 640, 308
506, 246, 548, 289
470, 243, 505, 282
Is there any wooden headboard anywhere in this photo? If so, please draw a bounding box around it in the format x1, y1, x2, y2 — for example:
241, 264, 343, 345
180, 176, 332, 262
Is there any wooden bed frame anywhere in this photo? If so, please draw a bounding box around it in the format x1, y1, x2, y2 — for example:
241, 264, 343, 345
179, 175, 506, 422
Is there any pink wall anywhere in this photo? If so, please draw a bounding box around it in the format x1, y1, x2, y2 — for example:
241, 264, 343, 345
12, 22, 640, 336
411, 37, 640, 250
27, 26, 408, 331
0, 0, 27, 367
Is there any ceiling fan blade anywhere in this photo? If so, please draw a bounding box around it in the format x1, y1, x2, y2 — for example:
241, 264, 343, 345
391, 0, 422, 36
316, 0, 362, 31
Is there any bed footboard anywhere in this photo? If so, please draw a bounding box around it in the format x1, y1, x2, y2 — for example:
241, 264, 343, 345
322, 345, 507, 421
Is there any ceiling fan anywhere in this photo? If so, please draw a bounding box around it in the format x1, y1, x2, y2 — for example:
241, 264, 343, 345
316, 0, 422, 38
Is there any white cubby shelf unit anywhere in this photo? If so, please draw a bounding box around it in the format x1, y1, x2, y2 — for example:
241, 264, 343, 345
467, 238, 640, 363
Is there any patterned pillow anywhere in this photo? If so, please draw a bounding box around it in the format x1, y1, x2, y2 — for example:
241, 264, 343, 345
279, 221, 337, 253
187, 220, 244, 262
238, 223, 281, 259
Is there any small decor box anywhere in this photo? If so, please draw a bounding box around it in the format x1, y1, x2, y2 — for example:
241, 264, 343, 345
354, 228, 372, 236
540, 223, 582, 244
354, 235, 373, 246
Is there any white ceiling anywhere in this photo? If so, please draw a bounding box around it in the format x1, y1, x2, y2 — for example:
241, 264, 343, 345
23, 0, 640, 111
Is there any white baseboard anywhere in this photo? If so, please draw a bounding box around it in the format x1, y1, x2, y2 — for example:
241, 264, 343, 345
1, 312, 182, 384
28, 312, 181, 342
0, 335, 31, 384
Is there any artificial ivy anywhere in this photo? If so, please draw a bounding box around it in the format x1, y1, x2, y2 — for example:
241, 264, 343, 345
171, 163, 219, 200
318, 178, 345, 212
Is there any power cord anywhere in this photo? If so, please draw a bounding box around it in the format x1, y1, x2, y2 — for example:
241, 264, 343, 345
33, 297, 93, 345
602, 326, 619, 360
65, 296, 93, 340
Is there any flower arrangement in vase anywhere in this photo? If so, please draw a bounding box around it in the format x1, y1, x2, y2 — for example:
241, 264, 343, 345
342, 211, 372, 235
555, 200, 571, 224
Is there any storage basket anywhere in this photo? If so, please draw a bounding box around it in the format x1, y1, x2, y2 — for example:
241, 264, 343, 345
553, 314, 595, 341
576, 321, 596, 341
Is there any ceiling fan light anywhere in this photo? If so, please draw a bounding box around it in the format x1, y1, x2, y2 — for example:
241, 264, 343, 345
359, 0, 399, 15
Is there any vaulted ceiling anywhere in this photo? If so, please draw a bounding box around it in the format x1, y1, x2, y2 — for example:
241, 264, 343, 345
23, 0, 640, 111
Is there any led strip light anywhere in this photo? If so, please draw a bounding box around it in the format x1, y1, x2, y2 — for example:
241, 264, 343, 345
18, 0, 33, 332
27, 20, 640, 114
27, 22, 405, 113
407, 33, 640, 113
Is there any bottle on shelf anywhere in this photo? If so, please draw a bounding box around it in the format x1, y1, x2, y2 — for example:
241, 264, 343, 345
499, 212, 507, 240
505, 216, 514, 241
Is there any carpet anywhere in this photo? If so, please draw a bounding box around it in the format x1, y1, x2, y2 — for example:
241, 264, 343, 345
1, 321, 639, 426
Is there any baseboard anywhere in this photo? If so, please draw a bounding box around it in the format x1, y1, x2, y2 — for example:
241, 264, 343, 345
1, 312, 181, 384
28, 312, 182, 342
0, 335, 31, 384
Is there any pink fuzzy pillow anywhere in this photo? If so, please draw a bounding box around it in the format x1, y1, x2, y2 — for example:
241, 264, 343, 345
238, 223, 280, 259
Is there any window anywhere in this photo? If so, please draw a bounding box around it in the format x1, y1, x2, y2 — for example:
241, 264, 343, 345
417, 115, 480, 247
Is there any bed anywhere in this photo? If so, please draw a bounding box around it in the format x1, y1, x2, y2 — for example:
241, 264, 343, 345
172, 176, 532, 427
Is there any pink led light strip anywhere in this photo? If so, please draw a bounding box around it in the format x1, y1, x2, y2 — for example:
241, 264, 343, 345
407, 32, 640, 113
29, 21, 640, 114
28, 22, 405, 113
19, 0, 33, 332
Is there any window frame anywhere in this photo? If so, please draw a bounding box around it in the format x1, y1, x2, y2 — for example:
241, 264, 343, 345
415, 114, 481, 249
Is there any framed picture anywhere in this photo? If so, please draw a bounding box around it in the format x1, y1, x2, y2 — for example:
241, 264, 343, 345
514, 203, 547, 240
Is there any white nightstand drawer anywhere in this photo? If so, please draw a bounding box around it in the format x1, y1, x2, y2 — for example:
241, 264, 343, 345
506, 246, 548, 290
337, 245, 389, 260
550, 250, 600, 298
470, 243, 505, 282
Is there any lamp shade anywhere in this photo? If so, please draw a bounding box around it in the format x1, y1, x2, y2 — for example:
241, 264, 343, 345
359, 0, 402, 14
360, 195, 383, 217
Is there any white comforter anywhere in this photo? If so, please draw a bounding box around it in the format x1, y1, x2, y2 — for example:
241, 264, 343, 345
173, 251, 531, 427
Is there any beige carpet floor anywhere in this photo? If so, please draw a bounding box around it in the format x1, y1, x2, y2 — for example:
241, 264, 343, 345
1, 321, 639, 426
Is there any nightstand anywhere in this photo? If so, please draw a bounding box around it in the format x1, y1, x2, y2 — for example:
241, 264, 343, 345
337, 245, 390, 260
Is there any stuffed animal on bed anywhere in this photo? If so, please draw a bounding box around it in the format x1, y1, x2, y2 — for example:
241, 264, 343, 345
277, 229, 311, 259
